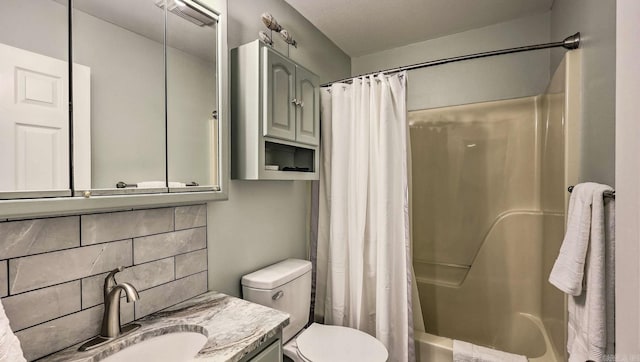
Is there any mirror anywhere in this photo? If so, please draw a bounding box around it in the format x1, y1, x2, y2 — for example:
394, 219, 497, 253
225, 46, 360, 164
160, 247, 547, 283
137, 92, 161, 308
72, 0, 220, 195
166, 0, 219, 192
0, 0, 71, 198
0, 0, 220, 200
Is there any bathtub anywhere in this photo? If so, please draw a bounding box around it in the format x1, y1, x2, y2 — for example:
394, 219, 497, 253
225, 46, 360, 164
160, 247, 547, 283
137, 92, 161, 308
414, 313, 561, 362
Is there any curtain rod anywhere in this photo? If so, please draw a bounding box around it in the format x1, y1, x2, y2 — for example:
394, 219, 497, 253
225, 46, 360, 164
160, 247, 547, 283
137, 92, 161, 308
321, 32, 581, 87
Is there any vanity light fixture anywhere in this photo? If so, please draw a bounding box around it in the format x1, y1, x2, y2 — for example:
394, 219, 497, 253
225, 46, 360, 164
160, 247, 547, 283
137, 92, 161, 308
259, 30, 274, 46
155, 0, 218, 27
280, 28, 297, 48
261, 12, 282, 32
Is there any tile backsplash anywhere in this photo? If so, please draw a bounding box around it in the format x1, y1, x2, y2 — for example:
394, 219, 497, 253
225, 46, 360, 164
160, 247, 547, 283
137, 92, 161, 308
0, 204, 209, 361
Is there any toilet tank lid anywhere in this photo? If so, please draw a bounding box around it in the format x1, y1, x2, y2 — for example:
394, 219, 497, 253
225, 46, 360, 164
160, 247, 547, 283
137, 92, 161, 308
241, 259, 312, 289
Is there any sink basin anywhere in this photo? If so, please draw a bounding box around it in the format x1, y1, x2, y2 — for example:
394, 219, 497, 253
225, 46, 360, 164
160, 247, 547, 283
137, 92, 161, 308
101, 332, 207, 362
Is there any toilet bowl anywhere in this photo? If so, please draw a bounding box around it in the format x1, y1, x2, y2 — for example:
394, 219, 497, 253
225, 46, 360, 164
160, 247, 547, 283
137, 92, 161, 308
241, 259, 388, 362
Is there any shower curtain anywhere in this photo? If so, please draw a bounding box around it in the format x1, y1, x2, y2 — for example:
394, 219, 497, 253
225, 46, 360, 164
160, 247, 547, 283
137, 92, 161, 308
315, 72, 414, 362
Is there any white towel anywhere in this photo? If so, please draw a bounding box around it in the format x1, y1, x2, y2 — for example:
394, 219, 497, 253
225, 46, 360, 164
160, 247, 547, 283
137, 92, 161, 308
0, 299, 26, 362
137, 181, 166, 188
549, 182, 615, 361
453, 340, 527, 362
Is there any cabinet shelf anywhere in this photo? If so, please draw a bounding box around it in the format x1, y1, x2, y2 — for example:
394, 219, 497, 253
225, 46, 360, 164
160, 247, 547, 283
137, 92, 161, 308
231, 40, 320, 180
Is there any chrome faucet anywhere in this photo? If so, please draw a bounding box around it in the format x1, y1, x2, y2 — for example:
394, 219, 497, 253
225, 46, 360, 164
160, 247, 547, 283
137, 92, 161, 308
79, 267, 141, 351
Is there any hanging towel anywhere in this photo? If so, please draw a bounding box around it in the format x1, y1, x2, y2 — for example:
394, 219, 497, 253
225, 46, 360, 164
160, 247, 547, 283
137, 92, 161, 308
453, 340, 527, 362
549, 182, 615, 361
0, 299, 26, 362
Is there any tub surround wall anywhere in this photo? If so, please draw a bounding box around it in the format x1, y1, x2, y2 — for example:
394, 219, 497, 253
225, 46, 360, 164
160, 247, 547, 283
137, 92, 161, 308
539, 53, 582, 361
0, 205, 208, 361
410, 75, 574, 359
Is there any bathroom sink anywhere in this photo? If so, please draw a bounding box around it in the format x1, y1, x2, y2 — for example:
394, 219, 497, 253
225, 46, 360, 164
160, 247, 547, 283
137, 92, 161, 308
101, 332, 207, 362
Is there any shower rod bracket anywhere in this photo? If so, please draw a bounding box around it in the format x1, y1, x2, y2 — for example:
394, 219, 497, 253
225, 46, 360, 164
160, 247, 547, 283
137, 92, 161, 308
562, 32, 581, 50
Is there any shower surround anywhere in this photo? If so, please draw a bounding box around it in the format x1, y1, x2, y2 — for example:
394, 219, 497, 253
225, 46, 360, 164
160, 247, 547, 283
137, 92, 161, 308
410, 52, 581, 361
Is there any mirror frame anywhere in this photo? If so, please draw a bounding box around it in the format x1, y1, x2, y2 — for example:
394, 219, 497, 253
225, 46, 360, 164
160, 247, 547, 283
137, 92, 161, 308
0, 0, 229, 219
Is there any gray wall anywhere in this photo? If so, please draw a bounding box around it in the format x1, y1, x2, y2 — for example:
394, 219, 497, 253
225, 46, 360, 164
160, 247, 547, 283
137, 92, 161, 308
206, 0, 350, 297
0, 205, 208, 360
550, 0, 616, 186
352, 12, 551, 111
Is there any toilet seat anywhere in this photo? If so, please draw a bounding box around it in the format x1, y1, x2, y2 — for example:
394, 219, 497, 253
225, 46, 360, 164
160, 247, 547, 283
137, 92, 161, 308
293, 323, 388, 362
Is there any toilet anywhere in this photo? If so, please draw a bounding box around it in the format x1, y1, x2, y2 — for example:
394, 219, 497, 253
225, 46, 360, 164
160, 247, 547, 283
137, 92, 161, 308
241, 259, 389, 362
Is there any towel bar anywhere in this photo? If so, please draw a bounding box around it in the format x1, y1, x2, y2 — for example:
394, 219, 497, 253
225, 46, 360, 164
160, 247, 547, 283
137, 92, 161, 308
116, 181, 200, 188
567, 185, 615, 199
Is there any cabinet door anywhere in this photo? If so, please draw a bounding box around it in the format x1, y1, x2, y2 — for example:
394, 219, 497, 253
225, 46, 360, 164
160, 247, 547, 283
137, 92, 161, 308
295, 66, 320, 146
263, 47, 296, 141
248, 340, 282, 362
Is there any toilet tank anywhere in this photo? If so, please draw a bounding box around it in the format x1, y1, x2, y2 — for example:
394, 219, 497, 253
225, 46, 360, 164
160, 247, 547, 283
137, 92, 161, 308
241, 259, 312, 343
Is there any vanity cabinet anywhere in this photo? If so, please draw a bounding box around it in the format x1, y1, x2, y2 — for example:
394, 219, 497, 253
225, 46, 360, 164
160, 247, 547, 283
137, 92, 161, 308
232, 40, 319, 180
246, 339, 282, 362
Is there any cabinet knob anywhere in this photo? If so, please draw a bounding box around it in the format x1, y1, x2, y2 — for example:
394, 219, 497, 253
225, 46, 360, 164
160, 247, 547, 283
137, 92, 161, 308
291, 98, 298, 105
299, 101, 304, 108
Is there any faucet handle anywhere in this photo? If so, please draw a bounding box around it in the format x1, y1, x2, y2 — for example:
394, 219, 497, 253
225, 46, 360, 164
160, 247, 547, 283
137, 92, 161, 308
105, 266, 125, 283
106, 266, 125, 277
103, 266, 126, 298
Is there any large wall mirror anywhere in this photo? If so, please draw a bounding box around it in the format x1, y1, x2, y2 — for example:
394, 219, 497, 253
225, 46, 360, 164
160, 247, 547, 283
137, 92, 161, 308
0, 0, 71, 199
0, 0, 223, 204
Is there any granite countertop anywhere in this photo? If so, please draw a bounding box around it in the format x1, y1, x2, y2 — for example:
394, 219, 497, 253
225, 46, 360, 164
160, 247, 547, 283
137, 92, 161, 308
40, 291, 290, 362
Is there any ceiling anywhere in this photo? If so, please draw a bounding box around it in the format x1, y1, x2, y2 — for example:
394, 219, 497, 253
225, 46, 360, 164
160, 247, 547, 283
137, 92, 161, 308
284, 0, 554, 57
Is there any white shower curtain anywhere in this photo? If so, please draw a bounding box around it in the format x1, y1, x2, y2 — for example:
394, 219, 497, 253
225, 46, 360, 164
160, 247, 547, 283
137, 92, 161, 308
315, 72, 414, 362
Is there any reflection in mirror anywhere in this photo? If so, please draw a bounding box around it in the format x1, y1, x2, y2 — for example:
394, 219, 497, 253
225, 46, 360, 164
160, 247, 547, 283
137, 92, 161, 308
166, 0, 219, 191
0, 0, 70, 198
73, 0, 166, 192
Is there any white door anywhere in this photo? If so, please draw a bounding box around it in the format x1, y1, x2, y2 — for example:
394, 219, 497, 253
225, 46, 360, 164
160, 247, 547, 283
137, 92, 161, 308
0, 43, 69, 192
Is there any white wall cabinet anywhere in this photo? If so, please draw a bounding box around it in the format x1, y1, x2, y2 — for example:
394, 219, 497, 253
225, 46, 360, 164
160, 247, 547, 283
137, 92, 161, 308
232, 40, 319, 180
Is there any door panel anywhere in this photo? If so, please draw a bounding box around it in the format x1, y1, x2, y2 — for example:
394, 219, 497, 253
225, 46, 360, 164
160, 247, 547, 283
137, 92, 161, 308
295, 67, 319, 146
263, 47, 296, 141
16, 124, 62, 190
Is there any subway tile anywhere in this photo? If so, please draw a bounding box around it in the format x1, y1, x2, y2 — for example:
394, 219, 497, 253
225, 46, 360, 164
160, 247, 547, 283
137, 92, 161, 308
175, 249, 207, 279
121, 299, 135, 324
3, 281, 80, 331
174, 205, 207, 230
16, 306, 102, 361
135, 271, 207, 319
133, 227, 206, 264
0, 216, 79, 259
82, 258, 175, 308
9, 240, 132, 294
81, 208, 174, 245
0, 260, 7, 297
15, 300, 135, 361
